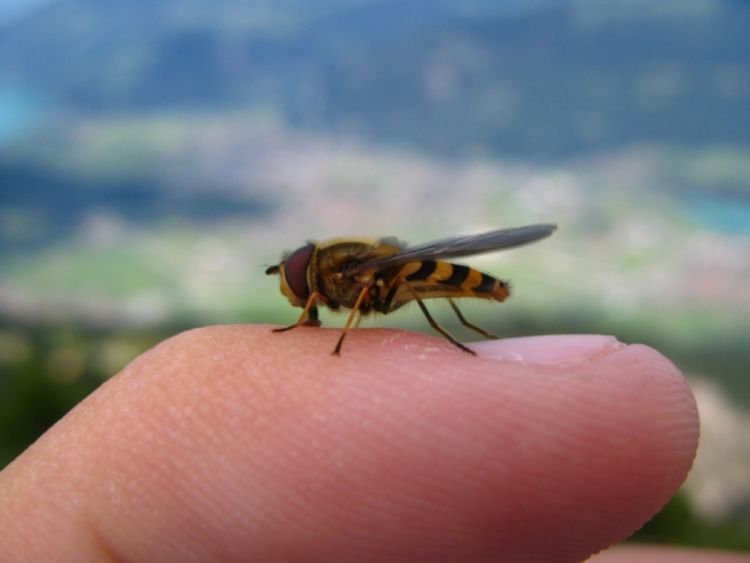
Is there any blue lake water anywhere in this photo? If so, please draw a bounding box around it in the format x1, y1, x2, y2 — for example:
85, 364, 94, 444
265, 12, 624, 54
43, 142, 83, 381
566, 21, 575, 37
684, 193, 750, 236
0, 87, 44, 144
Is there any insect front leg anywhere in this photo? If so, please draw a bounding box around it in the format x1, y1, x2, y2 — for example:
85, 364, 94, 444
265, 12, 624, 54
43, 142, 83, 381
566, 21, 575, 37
448, 299, 498, 339
273, 291, 322, 333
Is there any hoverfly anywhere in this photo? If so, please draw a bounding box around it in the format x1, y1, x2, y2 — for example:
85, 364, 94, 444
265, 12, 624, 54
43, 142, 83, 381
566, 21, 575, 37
265, 224, 556, 355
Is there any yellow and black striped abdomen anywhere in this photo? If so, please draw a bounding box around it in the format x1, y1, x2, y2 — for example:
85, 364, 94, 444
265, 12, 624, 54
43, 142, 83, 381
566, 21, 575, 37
398, 260, 509, 302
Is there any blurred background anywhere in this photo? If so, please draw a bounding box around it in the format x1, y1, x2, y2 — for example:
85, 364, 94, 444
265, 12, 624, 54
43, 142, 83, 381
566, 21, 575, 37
1, 0, 749, 551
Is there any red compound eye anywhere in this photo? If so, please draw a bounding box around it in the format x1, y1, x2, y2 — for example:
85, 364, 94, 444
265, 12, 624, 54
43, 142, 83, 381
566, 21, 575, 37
284, 243, 314, 300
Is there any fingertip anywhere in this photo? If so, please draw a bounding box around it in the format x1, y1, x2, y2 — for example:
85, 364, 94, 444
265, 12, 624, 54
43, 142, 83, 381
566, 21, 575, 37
243, 327, 700, 558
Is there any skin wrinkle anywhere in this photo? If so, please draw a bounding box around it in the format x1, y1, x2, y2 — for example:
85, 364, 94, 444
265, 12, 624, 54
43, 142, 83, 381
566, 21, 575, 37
308, 386, 502, 540
406, 348, 680, 556
265, 408, 445, 541
89, 431, 209, 559
61, 336, 267, 561
156, 414, 319, 554
253, 332, 512, 548
169, 330, 418, 556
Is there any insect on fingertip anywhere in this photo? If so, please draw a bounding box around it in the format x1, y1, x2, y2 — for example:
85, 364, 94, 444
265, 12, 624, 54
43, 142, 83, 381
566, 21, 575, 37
265, 225, 556, 356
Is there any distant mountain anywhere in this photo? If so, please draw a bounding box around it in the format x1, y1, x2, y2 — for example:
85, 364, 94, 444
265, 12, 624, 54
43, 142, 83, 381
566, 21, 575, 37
0, 158, 273, 253
1, 0, 749, 158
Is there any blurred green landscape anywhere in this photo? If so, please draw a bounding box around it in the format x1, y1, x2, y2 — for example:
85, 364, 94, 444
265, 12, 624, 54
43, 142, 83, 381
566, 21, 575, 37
1, 0, 749, 551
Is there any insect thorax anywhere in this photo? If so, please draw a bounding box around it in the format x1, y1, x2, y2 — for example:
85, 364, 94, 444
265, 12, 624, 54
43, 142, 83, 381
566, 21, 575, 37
313, 240, 399, 311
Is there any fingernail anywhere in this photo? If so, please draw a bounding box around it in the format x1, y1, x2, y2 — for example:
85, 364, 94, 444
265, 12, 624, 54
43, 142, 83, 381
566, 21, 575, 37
470, 334, 626, 367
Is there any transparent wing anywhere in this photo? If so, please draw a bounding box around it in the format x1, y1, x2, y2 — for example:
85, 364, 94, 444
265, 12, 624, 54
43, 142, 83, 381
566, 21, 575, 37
347, 223, 557, 273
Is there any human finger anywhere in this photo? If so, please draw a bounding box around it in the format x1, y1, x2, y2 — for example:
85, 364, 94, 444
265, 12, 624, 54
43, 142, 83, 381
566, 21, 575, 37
0, 326, 699, 562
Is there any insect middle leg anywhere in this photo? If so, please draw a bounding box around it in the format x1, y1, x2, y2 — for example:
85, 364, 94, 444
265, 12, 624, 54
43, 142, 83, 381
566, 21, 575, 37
352, 311, 364, 330
448, 299, 498, 339
333, 286, 369, 355
402, 281, 476, 355
273, 291, 322, 333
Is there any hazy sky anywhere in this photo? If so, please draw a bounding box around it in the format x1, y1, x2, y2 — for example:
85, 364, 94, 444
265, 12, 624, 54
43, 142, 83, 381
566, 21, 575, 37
0, 0, 54, 22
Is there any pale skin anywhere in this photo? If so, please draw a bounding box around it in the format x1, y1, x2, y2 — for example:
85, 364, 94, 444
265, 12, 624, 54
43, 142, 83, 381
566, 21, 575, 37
0, 325, 738, 562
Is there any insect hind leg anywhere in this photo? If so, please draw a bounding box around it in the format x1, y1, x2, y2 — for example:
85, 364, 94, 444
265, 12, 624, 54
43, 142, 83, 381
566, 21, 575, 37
448, 299, 498, 339
402, 281, 476, 355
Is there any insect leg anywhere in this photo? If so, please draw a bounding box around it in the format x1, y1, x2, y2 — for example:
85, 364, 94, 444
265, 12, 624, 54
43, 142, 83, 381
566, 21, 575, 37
353, 311, 364, 330
333, 286, 369, 355
273, 291, 322, 333
302, 305, 321, 327
402, 281, 476, 355
448, 299, 498, 339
